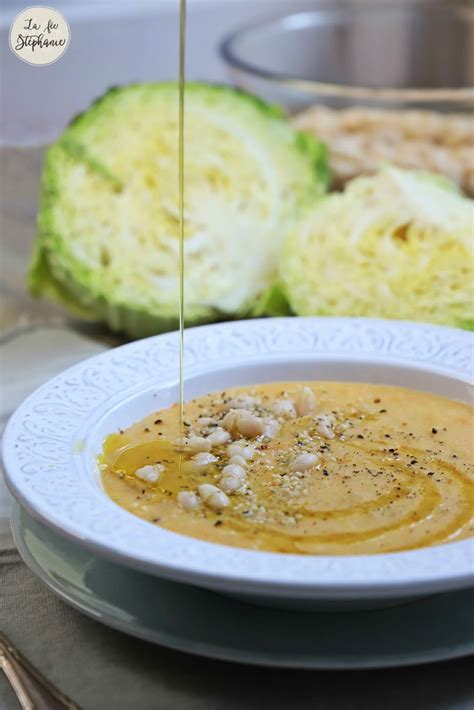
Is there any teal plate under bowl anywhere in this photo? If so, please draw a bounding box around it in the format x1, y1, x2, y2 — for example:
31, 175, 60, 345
11, 503, 474, 670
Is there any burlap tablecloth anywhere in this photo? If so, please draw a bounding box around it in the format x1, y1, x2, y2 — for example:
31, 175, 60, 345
1, 147, 473, 710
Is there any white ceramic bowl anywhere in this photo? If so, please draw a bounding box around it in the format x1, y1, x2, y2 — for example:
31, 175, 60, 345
3, 318, 473, 610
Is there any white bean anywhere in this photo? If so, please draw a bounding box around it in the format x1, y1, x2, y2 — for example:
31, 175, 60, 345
291, 452, 320, 472
221, 409, 239, 432
208, 491, 230, 510
316, 415, 335, 439
198, 484, 229, 511
222, 409, 263, 438
221, 463, 247, 481
177, 491, 199, 510
227, 442, 255, 460
220, 476, 245, 493
236, 411, 264, 438
182, 458, 215, 475
197, 417, 216, 426
192, 452, 218, 467
274, 398, 297, 419
135, 464, 164, 483
198, 483, 220, 500
220, 463, 247, 494
296, 387, 316, 416
207, 427, 231, 446
262, 418, 280, 439
184, 435, 212, 453
228, 455, 247, 467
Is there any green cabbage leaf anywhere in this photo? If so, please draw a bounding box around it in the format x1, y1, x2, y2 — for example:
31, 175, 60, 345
29, 83, 328, 337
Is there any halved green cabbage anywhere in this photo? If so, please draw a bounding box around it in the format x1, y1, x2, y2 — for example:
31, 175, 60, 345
29, 83, 328, 337
281, 166, 474, 329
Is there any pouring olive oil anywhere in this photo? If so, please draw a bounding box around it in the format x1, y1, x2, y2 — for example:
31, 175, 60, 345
178, 0, 186, 444
98, 9, 474, 554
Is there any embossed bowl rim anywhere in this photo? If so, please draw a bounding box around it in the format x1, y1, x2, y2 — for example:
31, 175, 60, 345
3, 317, 474, 600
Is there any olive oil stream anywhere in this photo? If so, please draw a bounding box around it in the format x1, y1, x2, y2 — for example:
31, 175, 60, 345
178, 0, 186, 445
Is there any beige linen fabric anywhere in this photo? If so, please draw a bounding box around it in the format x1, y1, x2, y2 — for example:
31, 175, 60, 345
2, 555, 474, 710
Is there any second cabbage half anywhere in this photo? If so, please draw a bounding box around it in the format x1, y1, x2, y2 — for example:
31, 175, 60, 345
280, 166, 474, 329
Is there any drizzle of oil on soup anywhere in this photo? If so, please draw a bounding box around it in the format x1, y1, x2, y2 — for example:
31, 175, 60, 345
100, 382, 474, 555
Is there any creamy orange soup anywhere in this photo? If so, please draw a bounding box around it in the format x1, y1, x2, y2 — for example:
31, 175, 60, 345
100, 382, 474, 555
